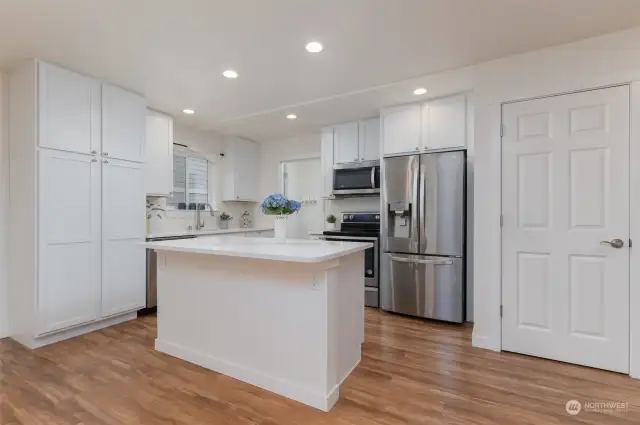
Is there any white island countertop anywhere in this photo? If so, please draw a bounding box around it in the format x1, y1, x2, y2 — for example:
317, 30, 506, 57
146, 227, 274, 240
142, 236, 372, 263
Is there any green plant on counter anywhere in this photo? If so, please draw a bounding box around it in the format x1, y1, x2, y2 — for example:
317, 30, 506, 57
219, 212, 233, 221
326, 214, 337, 224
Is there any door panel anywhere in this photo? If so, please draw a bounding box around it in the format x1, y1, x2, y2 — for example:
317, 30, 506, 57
382, 155, 419, 253
382, 254, 463, 322
102, 83, 146, 162
38, 62, 99, 154
421, 94, 466, 151
501, 85, 630, 373
37, 149, 101, 334
419, 150, 465, 256
102, 158, 146, 317
359, 118, 380, 161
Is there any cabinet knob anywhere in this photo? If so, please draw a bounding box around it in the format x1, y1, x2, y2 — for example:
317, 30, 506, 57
103, 152, 109, 156
354, 158, 359, 162
360, 157, 364, 160
103, 159, 109, 163
90, 150, 97, 154
415, 147, 419, 151
91, 158, 97, 162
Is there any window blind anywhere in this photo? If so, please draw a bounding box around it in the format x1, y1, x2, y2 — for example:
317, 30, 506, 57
168, 154, 209, 207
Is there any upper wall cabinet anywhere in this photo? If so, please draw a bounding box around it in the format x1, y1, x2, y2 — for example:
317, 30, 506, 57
421, 94, 466, 151
329, 117, 381, 165
382, 94, 466, 156
102, 83, 146, 162
38, 62, 100, 155
145, 111, 174, 197
359, 118, 380, 162
333, 122, 359, 164
382, 104, 422, 155
221, 138, 260, 202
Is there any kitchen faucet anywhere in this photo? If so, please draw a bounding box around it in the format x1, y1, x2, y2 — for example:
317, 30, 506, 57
195, 203, 215, 230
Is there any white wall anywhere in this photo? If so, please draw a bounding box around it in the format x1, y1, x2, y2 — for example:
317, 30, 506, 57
434, 26, 640, 355
0, 73, 7, 338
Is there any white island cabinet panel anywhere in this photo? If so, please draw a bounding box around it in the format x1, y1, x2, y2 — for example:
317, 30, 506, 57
37, 149, 101, 335
38, 62, 99, 154
144, 237, 370, 411
145, 111, 174, 196
102, 83, 146, 162
102, 158, 146, 317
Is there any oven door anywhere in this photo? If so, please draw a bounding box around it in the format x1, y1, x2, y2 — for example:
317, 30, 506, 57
320, 235, 378, 288
333, 162, 380, 196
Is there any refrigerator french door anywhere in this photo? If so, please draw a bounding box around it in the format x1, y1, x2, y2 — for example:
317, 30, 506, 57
381, 150, 466, 322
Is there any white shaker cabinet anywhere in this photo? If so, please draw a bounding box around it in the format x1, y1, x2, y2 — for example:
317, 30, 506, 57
381, 104, 422, 156
38, 62, 100, 155
102, 83, 146, 162
320, 127, 334, 198
333, 121, 359, 164
37, 149, 102, 335
145, 111, 174, 196
222, 138, 260, 202
421, 94, 466, 151
358, 117, 380, 162
8, 59, 145, 349
102, 159, 146, 317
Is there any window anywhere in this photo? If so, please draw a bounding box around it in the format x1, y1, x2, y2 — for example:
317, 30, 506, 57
167, 154, 209, 207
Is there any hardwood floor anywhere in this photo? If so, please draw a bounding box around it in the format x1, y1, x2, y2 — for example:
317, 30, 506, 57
1, 309, 639, 425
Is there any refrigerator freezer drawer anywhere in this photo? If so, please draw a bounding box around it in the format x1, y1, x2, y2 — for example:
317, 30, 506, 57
381, 253, 464, 322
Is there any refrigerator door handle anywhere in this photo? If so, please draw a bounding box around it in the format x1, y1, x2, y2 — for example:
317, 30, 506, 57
370, 167, 376, 189
419, 162, 427, 253
388, 255, 453, 266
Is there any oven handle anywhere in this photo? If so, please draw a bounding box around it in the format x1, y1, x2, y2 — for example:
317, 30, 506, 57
370, 167, 376, 189
389, 255, 452, 266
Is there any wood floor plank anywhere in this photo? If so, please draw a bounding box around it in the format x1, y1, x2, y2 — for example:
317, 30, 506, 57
1, 309, 639, 424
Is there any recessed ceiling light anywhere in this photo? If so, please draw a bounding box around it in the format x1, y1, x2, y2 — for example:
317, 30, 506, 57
182, 108, 195, 115
305, 41, 323, 53
222, 69, 238, 79
413, 87, 428, 95
286, 114, 298, 120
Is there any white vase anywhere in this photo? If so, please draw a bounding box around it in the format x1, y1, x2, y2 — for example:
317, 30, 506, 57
326, 222, 336, 230
274, 215, 288, 241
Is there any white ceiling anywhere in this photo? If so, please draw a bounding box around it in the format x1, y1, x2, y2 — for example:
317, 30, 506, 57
2, 0, 640, 141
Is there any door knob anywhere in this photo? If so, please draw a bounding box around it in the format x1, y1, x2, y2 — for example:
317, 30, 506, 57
601, 238, 625, 249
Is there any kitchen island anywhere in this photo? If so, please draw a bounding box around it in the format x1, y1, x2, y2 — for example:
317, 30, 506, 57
142, 236, 372, 411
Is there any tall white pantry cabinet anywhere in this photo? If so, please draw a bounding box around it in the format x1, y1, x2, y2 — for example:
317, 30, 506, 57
8, 60, 147, 348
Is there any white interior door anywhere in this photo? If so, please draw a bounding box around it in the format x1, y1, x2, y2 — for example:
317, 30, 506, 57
501, 85, 630, 373
38, 149, 101, 334
282, 158, 323, 237
102, 158, 146, 317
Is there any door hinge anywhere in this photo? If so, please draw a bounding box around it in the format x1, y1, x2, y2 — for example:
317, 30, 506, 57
500, 305, 503, 318
500, 214, 504, 228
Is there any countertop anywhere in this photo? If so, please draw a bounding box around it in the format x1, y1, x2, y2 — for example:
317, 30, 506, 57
141, 236, 373, 263
146, 227, 274, 240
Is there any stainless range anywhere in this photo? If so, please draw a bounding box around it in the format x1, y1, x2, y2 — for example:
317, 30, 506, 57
321, 212, 380, 307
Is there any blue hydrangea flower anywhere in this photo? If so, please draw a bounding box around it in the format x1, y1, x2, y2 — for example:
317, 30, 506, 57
261, 193, 302, 216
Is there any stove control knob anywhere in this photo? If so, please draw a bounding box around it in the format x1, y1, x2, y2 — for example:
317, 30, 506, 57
375, 215, 380, 220
349, 215, 354, 220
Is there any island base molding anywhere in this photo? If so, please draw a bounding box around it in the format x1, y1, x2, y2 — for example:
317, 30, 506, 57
155, 250, 365, 412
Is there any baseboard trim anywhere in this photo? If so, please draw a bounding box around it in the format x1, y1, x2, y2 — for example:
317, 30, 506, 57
12, 312, 138, 349
156, 339, 339, 412
471, 333, 501, 352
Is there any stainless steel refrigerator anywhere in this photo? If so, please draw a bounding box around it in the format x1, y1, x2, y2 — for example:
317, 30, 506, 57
380, 149, 466, 322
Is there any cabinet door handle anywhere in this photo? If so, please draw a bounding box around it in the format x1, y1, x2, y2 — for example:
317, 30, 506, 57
103, 152, 109, 156
103, 159, 109, 163
354, 158, 359, 162
91, 158, 97, 162
90, 150, 97, 154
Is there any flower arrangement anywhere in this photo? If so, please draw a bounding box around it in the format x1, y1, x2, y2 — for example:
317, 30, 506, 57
261, 193, 302, 216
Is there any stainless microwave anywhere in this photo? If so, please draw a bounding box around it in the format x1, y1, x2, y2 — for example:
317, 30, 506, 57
333, 160, 381, 196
